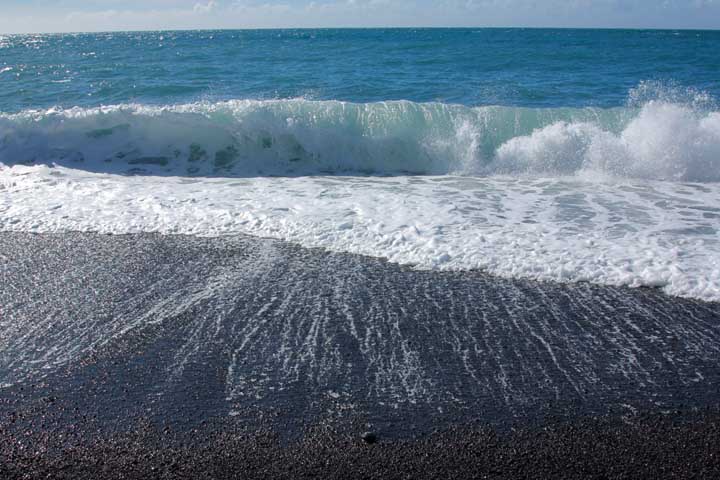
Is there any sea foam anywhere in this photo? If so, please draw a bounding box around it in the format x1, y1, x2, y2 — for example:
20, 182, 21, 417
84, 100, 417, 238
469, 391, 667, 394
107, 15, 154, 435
1, 98, 718, 181
1, 98, 719, 302
496, 102, 720, 181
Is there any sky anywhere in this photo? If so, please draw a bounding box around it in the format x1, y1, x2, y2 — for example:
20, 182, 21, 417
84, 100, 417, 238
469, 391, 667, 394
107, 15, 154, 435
0, 0, 719, 34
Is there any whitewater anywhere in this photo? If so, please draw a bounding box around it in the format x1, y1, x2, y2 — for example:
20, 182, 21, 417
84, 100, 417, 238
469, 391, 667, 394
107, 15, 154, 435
1, 96, 719, 302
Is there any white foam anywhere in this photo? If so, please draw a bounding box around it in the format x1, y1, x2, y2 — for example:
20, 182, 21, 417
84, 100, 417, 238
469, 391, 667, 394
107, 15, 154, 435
495, 102, 720, 181
1, 98, 718, 181
2, 96, 719, 301
1, 166, 718, 302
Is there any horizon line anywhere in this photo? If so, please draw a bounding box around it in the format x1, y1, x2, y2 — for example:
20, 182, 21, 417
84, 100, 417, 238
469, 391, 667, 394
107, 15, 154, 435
2, 25, 719, 36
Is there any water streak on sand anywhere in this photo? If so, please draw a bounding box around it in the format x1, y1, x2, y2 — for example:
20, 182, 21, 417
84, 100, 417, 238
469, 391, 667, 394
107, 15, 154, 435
1, 234, 718, 428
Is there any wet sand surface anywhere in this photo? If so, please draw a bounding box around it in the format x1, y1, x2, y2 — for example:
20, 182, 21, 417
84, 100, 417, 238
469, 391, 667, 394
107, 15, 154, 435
1, 233, 719, 478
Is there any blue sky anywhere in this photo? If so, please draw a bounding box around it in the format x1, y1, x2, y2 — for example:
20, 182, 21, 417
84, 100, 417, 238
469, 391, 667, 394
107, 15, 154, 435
1, 0, 719, 33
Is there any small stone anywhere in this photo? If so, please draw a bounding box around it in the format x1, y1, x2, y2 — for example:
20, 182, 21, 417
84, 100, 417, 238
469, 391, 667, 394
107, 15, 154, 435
361, 432, 377, 444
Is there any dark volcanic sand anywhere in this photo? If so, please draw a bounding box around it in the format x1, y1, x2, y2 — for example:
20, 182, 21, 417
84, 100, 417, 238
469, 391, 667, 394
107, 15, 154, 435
1, 232, 719, 478
2, 411, 719, 479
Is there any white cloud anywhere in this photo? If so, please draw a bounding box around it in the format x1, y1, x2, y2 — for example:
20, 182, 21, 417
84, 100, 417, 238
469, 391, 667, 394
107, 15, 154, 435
194, 1, 219, 13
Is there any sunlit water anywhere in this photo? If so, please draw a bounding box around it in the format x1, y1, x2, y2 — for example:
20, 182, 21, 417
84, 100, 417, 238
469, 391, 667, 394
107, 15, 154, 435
1, 29, 719, 301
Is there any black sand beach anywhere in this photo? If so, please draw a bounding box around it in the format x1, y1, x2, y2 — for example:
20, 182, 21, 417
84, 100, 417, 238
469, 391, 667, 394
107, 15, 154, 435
1, 232, 719, 478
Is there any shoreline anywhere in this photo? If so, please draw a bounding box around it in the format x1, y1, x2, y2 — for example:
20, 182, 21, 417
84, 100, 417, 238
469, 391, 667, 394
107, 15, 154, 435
1, 232, 719, 476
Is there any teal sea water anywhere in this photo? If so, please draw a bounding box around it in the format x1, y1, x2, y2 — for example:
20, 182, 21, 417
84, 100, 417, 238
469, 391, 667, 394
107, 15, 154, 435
1, 29, 720, 301
1, 28, 719, 110
1, 28, 720, 179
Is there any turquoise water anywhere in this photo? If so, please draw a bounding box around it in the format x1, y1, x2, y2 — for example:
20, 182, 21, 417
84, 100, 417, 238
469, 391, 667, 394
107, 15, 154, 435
1, 28, 719, 111
2, 28, 719, 181
1, 28, 720, 302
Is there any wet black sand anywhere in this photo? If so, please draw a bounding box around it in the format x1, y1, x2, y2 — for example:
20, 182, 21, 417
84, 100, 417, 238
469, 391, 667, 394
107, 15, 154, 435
1, 233, 719, 478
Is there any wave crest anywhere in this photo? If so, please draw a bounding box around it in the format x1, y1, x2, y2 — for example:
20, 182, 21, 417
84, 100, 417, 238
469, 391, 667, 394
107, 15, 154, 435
1, 98, 719, 181
495, 102, 720, 181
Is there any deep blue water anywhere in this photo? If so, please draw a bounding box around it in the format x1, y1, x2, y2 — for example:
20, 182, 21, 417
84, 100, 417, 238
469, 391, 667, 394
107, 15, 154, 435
1, 28, 719, 112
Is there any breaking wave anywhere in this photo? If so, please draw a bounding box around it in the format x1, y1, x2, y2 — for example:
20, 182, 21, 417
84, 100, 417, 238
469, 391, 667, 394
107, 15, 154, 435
1, 95, 719, 182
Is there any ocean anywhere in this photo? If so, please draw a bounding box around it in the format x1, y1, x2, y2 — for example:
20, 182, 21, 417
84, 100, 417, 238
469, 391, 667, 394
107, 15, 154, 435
1, 29, 719, 302
1, 29, 720, 476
